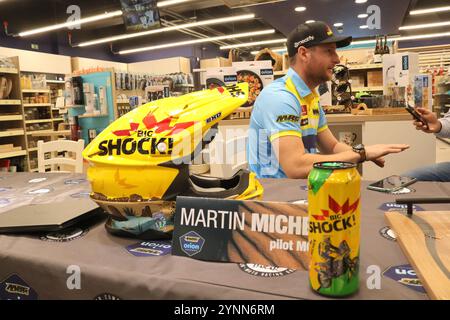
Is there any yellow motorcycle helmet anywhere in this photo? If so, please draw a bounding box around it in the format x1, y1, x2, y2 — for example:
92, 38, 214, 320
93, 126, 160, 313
83, 82, 263, 240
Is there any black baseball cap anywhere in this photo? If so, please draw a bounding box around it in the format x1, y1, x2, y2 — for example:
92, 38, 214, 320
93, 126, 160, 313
287, 21, 352, 57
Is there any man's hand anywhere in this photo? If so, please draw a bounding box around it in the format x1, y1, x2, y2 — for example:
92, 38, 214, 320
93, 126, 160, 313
371, 157, 385, 168
365, 144, 409, 164
414, 108, 442, 133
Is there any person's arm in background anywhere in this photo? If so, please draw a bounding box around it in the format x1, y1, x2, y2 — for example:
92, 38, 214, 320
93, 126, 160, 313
414, 107, 450, 138
273, 135, 408, 179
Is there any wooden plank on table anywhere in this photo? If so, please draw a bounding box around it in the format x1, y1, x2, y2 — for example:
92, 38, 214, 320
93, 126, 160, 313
385, 211, 450, 300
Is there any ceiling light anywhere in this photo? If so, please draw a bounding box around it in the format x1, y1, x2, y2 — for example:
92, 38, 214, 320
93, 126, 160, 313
78, 14, 255, 47
359, 25, 369, 29
333, 23, 343, 27
399, 21, 450, 30
251, 47, 287, 55
410, 5, 450, 15
295, 6, 306, 12
119, 29, 275, 54
305, 20, 315, 24
355, 0, 367, 3
351, 31, 450, 45
18, 10, 123, 37
157, 0, 192, 7
220, 38, 286, 50
358, 13, 368, 18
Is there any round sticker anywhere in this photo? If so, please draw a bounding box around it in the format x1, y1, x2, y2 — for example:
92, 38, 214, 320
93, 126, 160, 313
391, 187, 415, 195
70, 191, 91, 198
64, 179, 87, 185
292, 199, 308, 205
27, 188, 53, 195
28, 178, 47, 183
379, 226, 397, 241
0, 198, 10, 208
238, 263, 296, 277
40, 227, 88, 242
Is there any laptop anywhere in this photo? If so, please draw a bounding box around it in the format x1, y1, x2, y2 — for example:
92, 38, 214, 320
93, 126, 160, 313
0, 199, 104, 233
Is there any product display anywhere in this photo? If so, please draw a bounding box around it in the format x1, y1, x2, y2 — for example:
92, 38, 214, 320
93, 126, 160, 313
83, 82, 263, 239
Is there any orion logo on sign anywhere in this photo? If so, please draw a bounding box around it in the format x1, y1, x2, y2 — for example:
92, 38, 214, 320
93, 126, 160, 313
378, 202, 424, 213
224, 75, 237, 82
0, 274, 38, 300
383, 265, 426, 293
260, 69, 273, 76
126, 241, 172, 257
179, 231, 205, 257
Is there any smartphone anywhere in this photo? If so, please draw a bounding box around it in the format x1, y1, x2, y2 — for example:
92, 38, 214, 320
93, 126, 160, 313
367, 175, 417, 193
405, 105, 428, 129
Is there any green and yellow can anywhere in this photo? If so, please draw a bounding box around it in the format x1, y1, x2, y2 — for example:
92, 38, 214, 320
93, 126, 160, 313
307, 162, 361, 297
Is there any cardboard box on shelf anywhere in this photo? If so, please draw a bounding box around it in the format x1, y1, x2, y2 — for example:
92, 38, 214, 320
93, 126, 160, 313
350, 75, 365, 87
367, 70, 383, 87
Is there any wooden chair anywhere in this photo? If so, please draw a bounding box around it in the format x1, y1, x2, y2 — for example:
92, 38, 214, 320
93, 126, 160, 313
37, 139, 84, 173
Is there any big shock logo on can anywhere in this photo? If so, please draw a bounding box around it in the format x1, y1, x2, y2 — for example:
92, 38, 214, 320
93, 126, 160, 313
309, 196, 359, 234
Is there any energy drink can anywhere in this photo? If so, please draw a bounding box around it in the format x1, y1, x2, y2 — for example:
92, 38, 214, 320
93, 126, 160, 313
307, 162, 361, 297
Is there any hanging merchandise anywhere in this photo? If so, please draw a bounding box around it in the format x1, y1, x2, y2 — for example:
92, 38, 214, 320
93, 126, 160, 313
330, 64, 355, 112
72, 76, 84, 105
83, 82, 263, 240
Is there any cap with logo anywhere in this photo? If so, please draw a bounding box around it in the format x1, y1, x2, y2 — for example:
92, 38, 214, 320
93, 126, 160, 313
287, 21, 352, 57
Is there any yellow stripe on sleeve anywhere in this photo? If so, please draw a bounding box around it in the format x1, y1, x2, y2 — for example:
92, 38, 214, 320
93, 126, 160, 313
269, 130, 302, 142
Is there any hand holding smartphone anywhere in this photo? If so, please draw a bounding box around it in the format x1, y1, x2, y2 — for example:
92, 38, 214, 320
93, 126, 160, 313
405, 105, 429, 129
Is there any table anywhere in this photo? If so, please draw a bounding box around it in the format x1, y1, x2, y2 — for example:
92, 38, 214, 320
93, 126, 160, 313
0, 172, 449, 300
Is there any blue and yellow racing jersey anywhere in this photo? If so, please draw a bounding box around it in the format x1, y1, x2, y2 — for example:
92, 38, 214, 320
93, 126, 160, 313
247, 68, 328, 178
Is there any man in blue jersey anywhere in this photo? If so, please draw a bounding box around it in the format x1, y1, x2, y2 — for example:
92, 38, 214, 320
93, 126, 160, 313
247, 21, 409, 178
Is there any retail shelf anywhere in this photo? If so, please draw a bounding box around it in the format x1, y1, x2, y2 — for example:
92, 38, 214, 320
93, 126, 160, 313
78, 114, 108, 118
0, 130, 24, 137
116, 101, 130, 104
0, 115, 23, 121
30, 168, 38, 172
348, 63, 382, 70
65, 105, 85, 108
46, 80, 65, 84
174, 84, 194, 87
52, 118, 65, 121
0, 150, 26, 159
28, 147, 38, 152
25, 119, 52, 124
26, 130, 54, 134
0, 99, 21, 105
353, 86, 384, 92
433, 93, 449, 97
22, 89, 50, 93
23, 103, 52, 107
0, 67, 18, 74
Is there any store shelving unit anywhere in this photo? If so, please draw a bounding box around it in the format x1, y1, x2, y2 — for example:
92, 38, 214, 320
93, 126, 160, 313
20, 85, 52, 171
0, 57, 27, 171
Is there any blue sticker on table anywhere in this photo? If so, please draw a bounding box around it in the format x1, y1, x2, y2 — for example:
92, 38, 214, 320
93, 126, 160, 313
378, 202, 425, 213
179, 231, 205, 257
28, 178, 47, 183
70, 191, 91, 199
383, 265, 426, 293
126, 241, 172, 257
64, 178, 87, 185
0, 274, 38, 300
0, 198, 10, 208
299, 185, 309, 191
0, 187, 12, 192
